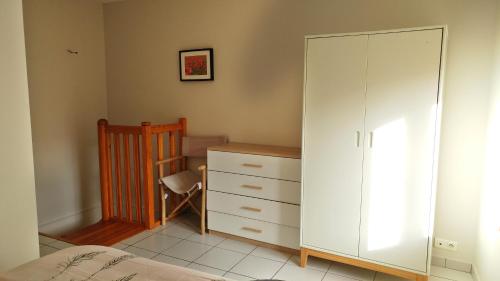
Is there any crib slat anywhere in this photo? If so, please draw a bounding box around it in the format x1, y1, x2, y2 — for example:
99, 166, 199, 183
107, 132, 114, 218
133, 134, 142, 223
114, 133, 123, 220
179, 118, 187, 171
169, 132, 177, 174
124, 134, 132, 222
157, 134, 165, 222
141, 122, 155, 229
157, 134, 164, 176
169, 131, 178, 207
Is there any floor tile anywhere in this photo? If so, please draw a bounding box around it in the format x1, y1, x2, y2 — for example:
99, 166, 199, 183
323, 273, 360, 281
249, 246, 291, 262
431, 266, 473, 281
111, 243, 129, 250
328, 261, 376, 281
158, 223, 197, 239
152, 254, 190, 267
195, 247, 246, 271
187, 263, 225, 276
133, 234, 181, 252
39, 245, 58, 257
38, 235, 57, 245
186, 232, 225, 246
216, 239, 256, 254
176, 219, 200, 232
374, 272, 407, 281
121, 231, 153, 245
287, 255, 331, 272
50, 241, 74, 250
123, 246, 157, 259
175, 212, 200, 227
430, 277, 452, 281
273, 263, 326, 281
151, 224, 170, 233
36, 214, 474, 281
445, 259, 472, 273
162, 240, 212, 261
230, 255, 284, 279
223, 272, 254, 281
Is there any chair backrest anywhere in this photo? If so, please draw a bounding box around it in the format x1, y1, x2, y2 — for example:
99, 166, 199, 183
182, 136, 228, 157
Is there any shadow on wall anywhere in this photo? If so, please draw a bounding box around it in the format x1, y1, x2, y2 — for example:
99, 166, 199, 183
38, 128, 102, 236
76, 129, 102, 228
236, 0, 440, 99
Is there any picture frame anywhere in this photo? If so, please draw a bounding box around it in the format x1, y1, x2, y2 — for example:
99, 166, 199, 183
179, 48, 214, 81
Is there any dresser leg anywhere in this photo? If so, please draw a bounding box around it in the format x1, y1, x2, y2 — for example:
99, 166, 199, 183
300, 248, 308, 267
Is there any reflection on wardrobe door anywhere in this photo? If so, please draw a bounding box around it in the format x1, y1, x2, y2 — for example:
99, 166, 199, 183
302, 35, 368, 256
359, 29, 443, 272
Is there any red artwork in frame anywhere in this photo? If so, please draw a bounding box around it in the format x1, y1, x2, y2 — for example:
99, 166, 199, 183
185, 55, 207, 75
179, 48, 214, 81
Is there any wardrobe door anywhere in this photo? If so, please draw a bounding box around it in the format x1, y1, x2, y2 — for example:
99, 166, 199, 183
302, 35, 368, 256
359, 29, 443, 272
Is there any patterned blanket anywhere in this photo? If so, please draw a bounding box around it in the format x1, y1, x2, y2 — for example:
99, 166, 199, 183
0, 246, 232, 281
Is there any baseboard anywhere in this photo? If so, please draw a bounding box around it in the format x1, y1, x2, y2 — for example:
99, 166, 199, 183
38, 205, 101, 235
471, 264, 481, 281
431, 255, 472, 273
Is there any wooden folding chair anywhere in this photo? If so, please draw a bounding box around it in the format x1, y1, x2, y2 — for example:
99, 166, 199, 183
157, 136, 227, 234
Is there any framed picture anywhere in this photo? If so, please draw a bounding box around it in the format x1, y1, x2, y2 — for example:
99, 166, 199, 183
179, 48, 214, 81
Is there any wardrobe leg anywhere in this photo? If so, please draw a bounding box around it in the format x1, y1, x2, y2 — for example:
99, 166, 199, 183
415, 274, 428, 281
300, 248, 308, 267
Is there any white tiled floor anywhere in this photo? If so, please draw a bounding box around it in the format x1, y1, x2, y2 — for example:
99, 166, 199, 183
39, 214, 474, 281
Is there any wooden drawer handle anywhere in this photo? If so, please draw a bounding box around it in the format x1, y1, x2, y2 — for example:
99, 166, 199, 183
242, 163, 263, 168
241, 184, 263, 190
241, 227, 262, 233
240, 206, 262, 212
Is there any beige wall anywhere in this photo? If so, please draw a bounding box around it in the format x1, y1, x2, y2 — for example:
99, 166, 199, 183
23, 0, 107, 234
104, 0, 498, 263
0, 0, 39, 270
474, 3, 500, 280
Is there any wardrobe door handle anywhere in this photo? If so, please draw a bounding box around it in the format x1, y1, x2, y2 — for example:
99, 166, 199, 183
369, 132, 374, 148
241, 227, 262, 234
356, 131, 361, 147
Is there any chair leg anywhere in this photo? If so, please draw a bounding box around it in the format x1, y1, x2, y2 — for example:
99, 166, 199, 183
200, 204, 205, 235
161, 188, 166, 226
200, 170, 207, 235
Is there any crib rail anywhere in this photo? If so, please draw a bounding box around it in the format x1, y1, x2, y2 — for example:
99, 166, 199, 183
98, 118, 187, 229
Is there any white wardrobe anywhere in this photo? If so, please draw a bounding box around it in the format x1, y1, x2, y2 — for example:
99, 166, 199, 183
301, 27, 446, 277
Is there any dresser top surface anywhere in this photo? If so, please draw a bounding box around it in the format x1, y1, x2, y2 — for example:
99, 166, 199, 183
208, 142, 301, 159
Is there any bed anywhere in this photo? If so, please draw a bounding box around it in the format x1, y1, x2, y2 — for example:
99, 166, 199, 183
0, 246, 233, 281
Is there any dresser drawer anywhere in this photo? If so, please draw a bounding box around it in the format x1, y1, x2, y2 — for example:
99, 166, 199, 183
207, 190, 300, 227
208, 151, 301, 182
208, 171, 300, 204
208, 211, 299, 249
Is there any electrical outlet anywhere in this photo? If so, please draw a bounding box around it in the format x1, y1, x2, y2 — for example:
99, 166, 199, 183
434, 238, 458, 251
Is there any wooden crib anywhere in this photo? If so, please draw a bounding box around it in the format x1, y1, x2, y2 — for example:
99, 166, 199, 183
98, 117, 188, 229
61, 118, 188, 246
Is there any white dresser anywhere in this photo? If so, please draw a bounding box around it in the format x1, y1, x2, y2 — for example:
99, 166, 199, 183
207, 143, 301, 249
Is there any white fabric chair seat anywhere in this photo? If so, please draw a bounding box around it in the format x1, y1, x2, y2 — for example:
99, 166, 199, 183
159, 170, 201, 195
